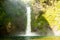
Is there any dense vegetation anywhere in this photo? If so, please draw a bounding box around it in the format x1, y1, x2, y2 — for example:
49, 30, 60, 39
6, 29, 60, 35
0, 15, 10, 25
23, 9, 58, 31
31, 0, 60, 36
0, 0, 27, 36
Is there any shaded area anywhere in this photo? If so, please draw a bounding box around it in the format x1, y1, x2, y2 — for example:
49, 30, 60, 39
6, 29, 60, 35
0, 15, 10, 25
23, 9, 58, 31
0, 0, 27, 36
0, 36, 26, 40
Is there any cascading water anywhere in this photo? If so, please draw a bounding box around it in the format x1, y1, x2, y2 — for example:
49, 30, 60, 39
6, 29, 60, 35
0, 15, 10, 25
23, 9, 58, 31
22, 0, 39, 36
25, 5, 31, 36
24, 5, 39, 36
11, 0, 39, 36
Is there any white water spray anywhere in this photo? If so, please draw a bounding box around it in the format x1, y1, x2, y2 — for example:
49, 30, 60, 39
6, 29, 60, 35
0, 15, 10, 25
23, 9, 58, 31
24, 5, 39, 36
25, 5, 31, 36
17, 0, 39, 36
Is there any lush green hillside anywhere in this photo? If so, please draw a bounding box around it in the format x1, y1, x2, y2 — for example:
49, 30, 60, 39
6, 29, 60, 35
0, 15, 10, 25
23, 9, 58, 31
31, 0, 60, 36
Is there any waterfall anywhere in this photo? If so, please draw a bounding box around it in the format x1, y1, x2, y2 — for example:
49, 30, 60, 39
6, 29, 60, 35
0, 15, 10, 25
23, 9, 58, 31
17, 0, 39, 36
24, 5, 39, 36
25, 5, 31, 36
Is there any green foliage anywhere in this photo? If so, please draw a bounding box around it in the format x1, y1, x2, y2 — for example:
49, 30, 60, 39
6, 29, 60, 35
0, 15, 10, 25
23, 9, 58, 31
0, 0, 27, 35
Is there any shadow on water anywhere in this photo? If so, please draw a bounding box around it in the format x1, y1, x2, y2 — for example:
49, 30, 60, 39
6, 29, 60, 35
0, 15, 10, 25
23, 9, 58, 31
0, 0, 27, 36
0, 36, 26, 40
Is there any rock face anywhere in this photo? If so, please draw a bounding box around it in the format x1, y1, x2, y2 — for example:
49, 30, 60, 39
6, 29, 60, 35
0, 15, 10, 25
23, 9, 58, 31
31, 2, 54, 36
0, 0, 27, 36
